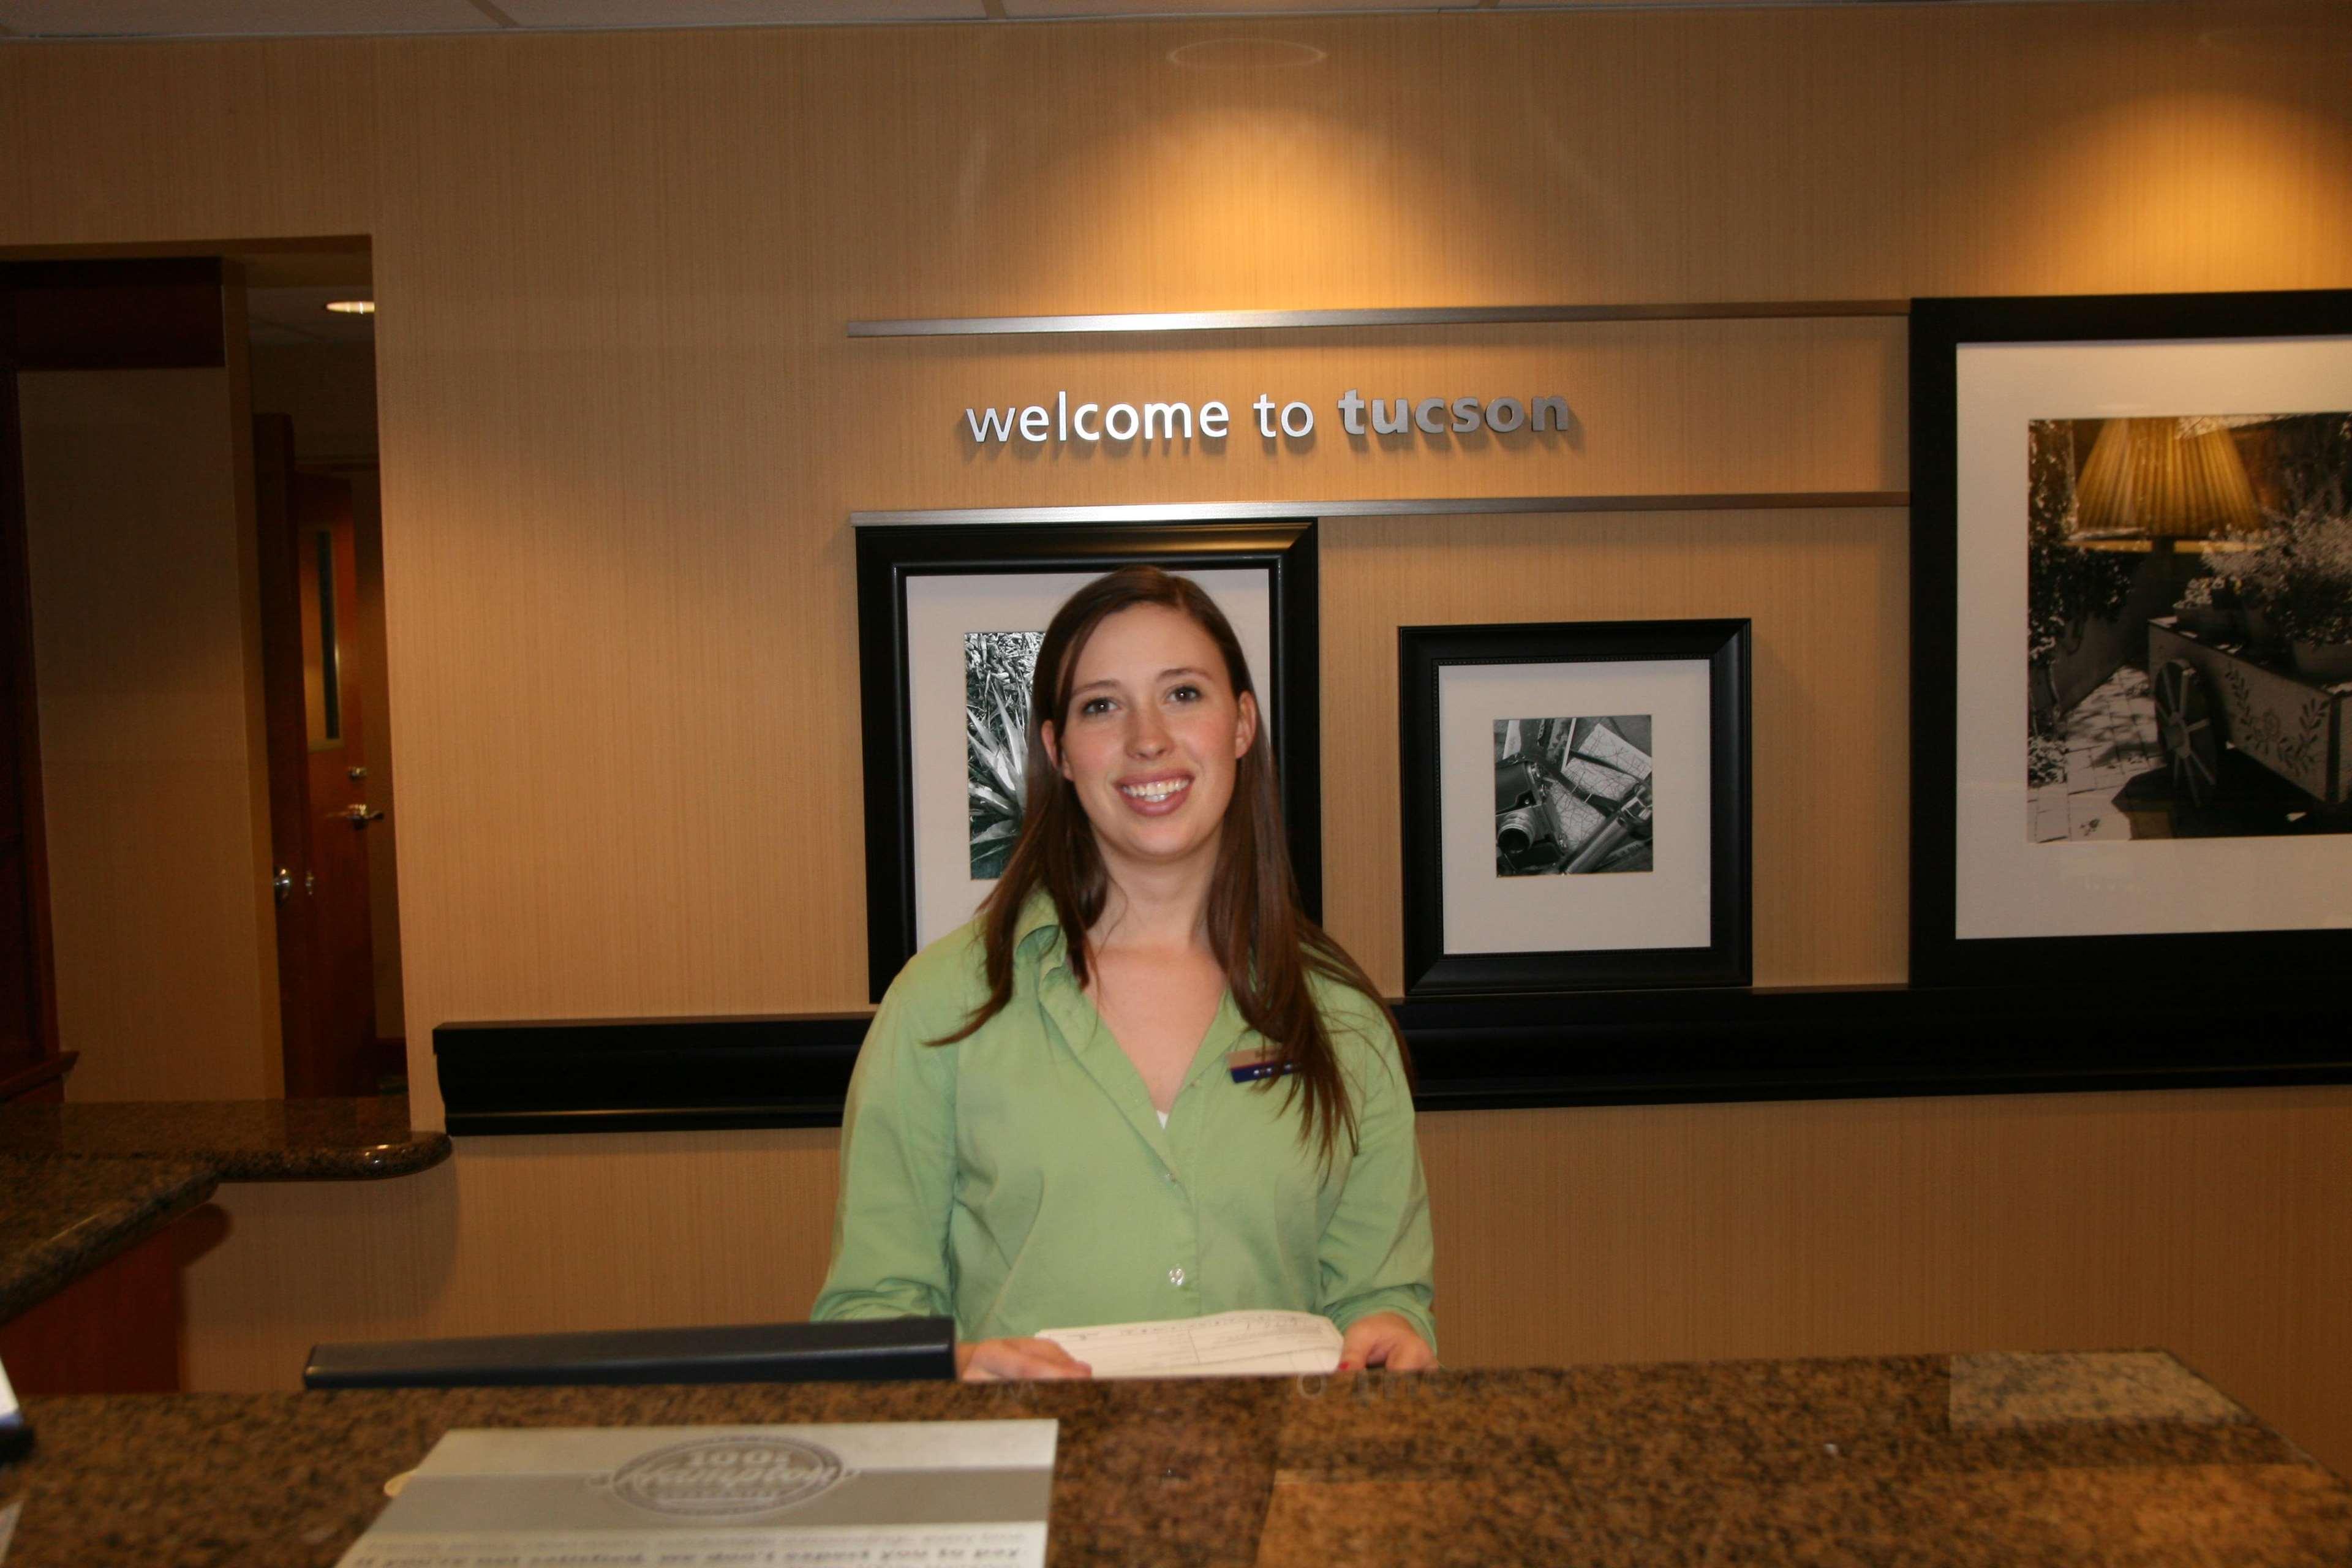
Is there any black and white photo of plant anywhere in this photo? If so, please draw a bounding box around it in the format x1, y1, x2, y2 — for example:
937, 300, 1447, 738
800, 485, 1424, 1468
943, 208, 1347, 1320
1493, 715, 1654, 876
967, 630, 1042, 877
2024, 412, 2352, 843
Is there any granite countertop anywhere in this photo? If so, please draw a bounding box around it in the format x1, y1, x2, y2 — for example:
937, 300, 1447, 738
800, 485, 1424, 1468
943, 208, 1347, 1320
0, 1154, 216, 1323
0, 1096, 451, 1182
0, 1098, 449, 1326
2, 1351, 2346, 1566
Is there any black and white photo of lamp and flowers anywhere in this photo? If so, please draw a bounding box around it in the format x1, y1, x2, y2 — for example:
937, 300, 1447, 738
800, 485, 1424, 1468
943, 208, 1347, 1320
2024, 410, 2352, 845
1912, 290, 2352, 989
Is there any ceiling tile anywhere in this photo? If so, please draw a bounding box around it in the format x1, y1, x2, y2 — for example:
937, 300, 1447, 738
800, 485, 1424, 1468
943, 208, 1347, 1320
496, 0, 984, 26
1494, 0, 2139, 7
0, 0, 2135, 41
1005, 0, 1461, 13
0, 0, 498, 37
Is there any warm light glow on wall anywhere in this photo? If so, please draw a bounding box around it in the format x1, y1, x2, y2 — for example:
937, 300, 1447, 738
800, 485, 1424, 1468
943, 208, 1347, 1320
2002, 84, 2352, 293
954, 23, 1498, 315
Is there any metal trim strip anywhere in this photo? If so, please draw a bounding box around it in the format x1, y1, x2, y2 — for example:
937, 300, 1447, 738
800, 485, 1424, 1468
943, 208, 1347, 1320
848, 300, 1909, 338
850, 491, 1907, 526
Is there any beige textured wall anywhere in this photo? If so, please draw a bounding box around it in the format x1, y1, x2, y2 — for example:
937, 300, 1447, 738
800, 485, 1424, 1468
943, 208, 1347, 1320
4, 0, 2351, 1467
17, 368, 281, 1101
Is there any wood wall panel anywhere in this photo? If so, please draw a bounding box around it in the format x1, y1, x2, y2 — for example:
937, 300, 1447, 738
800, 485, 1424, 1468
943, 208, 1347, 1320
1320, 507, 1908, 990
16, 369, 279, 1101
1418, 1087, 2352, 1471
0, 39, 376, 249
1, 0, 2350, 1476
181, 1128, 841, 1390
835, 319, 1909, 511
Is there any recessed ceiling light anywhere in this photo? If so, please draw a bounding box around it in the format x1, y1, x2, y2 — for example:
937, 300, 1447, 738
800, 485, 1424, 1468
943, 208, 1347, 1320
325, 300, 376, 315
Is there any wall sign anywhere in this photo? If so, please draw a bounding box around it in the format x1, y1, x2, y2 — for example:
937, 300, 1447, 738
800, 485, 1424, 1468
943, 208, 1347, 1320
962, 388, 1571, 448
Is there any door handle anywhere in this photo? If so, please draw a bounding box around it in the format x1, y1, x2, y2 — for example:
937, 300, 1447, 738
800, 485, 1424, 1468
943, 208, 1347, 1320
344, 805, 385, 827
273, 867, 293, 903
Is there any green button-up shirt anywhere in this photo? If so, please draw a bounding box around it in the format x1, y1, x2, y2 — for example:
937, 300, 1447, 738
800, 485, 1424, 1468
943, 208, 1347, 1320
812, 897, 1436, 1348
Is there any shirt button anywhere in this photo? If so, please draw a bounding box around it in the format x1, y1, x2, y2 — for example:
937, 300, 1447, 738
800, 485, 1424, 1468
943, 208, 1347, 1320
1168, 1267, 1186, 1287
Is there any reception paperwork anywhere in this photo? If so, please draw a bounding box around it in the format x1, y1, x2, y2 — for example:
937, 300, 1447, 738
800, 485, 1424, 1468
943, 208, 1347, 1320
1038, 1309, 1344, 1378
336, 1419, 1056, 1568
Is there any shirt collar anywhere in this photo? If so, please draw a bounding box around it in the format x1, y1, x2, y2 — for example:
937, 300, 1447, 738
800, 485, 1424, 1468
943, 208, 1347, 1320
1012, 890, 1071, 978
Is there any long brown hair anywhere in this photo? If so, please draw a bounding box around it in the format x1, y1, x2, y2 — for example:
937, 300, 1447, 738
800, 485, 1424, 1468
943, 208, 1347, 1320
933, 565, 1403, 1165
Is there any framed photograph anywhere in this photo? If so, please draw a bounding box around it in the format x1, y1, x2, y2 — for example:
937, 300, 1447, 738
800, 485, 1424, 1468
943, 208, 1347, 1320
856, 520, 1320, 1001
1398, 619, 1751, 997
1911, 291, 2352, 988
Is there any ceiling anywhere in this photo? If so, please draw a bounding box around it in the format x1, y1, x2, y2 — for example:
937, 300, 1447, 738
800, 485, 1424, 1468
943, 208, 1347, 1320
247, 284, 376, 345
0, 0, 2152, 42
235, 248, 375, 345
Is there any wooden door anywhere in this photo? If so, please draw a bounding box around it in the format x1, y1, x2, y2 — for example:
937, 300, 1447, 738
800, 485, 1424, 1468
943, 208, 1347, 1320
0, 287, 66, 1101
256, 416, 381, 1097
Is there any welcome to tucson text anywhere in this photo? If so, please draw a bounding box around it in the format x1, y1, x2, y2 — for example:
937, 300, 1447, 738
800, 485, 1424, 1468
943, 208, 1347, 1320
962, 390, 1572, 445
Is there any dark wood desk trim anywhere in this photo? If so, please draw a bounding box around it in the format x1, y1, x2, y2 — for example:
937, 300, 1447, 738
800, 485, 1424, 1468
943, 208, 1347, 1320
434, 984, 2352, 1135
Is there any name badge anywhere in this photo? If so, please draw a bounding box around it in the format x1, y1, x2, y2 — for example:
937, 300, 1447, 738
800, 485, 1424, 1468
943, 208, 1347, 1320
1228, 1052, 1295, 1085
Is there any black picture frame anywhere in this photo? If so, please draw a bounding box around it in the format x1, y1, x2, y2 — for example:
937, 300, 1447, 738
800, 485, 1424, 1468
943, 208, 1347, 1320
1910, 290, 2352, 990
856, 519, 1320, 1002
1398, 618, 1751, 997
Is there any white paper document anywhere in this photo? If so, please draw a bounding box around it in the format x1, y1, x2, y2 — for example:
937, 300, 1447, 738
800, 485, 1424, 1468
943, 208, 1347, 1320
336, 1419, 1057, 1568
1038, 1308, 1342, 1379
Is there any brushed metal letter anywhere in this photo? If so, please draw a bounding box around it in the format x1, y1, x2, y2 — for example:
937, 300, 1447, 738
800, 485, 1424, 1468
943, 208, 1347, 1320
1143, 402, 1193, 440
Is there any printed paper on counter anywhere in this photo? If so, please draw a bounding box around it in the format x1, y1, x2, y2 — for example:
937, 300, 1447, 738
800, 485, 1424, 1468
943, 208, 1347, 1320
1038, 1309, 1342, 1379
336, 1419, 1056, 1568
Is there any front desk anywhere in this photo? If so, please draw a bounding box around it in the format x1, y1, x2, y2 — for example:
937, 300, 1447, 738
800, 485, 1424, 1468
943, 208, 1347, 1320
4, 1351, 2348, 1565
0, 1099, 451, 1395
4, 5, 2352, 1560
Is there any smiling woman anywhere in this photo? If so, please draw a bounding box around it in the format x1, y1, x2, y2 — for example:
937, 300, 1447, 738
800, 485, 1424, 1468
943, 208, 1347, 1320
1040, 603, 1256, 883
816, 567, 1437, 1384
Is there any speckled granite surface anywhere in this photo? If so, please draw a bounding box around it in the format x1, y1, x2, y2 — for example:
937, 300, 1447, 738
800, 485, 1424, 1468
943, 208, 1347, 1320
0, 1155, 216, 1323
0, 1096, 450, 1182
1950, 1349, 2254, 1430
0, 1099, 445, 1325
1, 1354, 2345, 1566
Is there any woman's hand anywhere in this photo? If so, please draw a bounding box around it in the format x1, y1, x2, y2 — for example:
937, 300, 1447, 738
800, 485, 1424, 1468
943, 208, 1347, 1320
1336, 1312, 1437, 1373
955, 1337, 1095, 1381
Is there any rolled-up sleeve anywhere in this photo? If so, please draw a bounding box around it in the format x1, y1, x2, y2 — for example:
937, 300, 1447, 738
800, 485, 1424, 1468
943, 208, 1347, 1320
810, 957, 963, 1323
1315, 1006, 1438, 1351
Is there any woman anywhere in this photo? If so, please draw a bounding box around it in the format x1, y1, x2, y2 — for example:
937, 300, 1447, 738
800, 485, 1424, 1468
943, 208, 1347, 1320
813, 567, 1434, 1380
